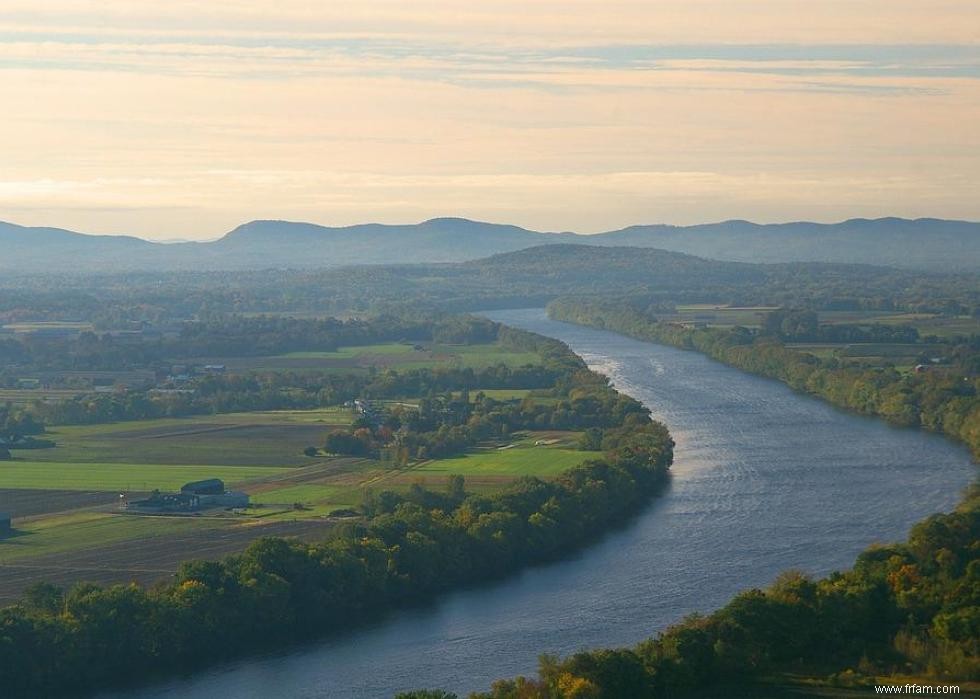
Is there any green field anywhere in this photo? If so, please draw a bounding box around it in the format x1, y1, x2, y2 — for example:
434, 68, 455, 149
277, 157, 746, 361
283, 344, 420, 359
455, 388, 561, 404
25, 408, 352, 467
0, 406, 593, 587
670, 305, 777, 328
193, 341, 544, 374
667, 306, 980, 339
414, 444, 598, 479
248, 484, 360, 517
0, 461, 288, 492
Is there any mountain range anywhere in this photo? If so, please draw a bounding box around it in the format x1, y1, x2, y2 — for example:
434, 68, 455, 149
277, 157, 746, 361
1, 216, 978, 273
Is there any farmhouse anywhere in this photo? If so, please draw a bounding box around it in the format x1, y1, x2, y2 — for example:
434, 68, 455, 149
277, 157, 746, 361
127, 479, 249, 513
0, 513, 11, 537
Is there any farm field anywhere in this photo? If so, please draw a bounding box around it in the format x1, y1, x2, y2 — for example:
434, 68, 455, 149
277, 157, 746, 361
0, 389, 87, 405
407, 431, 596, 484
243, 431, 596, 509
784, 341, 953, 371
456, 388, 558, 404
0, 518, 336, 605
665, 306, 980, 338
0, 399, 591, 600
26, 408, 352, 466
182, 340, 544, 374
0, 461, 288, 492
0, 511, 229, 564
0, 488, 128, 518
1, 321, 93, 333
668, 305, 777, 328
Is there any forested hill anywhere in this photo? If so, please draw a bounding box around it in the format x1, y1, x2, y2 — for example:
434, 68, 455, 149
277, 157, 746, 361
597, 217, 980, 271
5, 244, 976, 321
2, 215, 978, 273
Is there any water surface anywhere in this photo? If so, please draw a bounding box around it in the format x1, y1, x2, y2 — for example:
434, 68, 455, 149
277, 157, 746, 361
105, 308, 976, 699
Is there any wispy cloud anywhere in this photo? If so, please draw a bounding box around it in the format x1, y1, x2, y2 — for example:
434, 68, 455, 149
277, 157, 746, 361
0, 2, 978, 237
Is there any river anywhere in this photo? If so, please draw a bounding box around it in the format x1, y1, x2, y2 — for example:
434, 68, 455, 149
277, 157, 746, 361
103, 308, 977, 699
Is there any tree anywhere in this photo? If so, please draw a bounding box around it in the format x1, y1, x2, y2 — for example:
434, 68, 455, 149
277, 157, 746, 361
324, 429, 369, 456
303, 446, 318, 457
446, 474, 466, 504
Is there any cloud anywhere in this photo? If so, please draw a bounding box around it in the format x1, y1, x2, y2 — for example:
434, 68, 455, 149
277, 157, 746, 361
3, 1, 980, 43
0, 2, 978, 236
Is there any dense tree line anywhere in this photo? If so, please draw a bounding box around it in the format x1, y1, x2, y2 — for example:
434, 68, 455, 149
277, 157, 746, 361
2, 246, 977, 327
410, 485, 978, 698
323, 378, 648, 462
12, 318, 578, 428
0, 314, 503, 374
549, 298, 980, 459
763, 308, 920, 344
0, 405, 44, 443
0, 383, 673, 698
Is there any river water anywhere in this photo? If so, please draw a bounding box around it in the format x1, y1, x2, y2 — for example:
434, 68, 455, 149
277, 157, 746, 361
104, 308, 976, 699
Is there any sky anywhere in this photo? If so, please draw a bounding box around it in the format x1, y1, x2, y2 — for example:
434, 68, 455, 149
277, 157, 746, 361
1, 1, 978, 240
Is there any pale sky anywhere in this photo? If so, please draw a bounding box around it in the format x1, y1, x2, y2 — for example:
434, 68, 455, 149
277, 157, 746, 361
1, 1, 978, 240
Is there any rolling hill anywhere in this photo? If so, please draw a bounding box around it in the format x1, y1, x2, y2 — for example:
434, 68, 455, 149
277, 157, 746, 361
1, 216, 977, 272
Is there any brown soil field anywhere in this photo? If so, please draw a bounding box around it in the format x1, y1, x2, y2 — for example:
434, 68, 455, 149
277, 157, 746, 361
0, 489, 129, 518
0, 518, 338, 605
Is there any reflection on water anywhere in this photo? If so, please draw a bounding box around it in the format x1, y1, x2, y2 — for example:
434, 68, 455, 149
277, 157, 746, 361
104, 308, 976, 699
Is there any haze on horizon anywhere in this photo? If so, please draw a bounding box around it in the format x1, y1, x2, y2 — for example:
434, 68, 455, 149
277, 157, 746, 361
2, 1, 979, 241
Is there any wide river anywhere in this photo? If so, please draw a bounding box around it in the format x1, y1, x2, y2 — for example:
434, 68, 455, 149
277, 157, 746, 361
105, 308, 977, 699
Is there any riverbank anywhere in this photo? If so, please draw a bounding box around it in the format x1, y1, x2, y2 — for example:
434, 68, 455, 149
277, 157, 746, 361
548, 297, 980, 461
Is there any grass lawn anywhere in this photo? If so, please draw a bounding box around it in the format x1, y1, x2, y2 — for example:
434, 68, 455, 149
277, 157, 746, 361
0, 461, 288, 492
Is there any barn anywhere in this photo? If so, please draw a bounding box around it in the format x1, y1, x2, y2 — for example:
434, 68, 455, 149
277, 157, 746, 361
180, 478, 226, 496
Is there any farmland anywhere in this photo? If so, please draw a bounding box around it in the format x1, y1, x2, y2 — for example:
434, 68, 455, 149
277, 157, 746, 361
27, 408, 353, 467
0, 461, 288, 492
411, 432, 594, 480
666, 305, 980, 338
662, 305, 979, 372
0, 518, 336, 606
0, 404, 594, 601
0, 389, 86, 406
183, 341, 543, 374
0, 325, 616, 607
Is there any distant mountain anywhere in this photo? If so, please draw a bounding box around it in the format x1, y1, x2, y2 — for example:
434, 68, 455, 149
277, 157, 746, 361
1, 216, 977, 273
594, 217, 980, 270
209, 217, 570, 268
